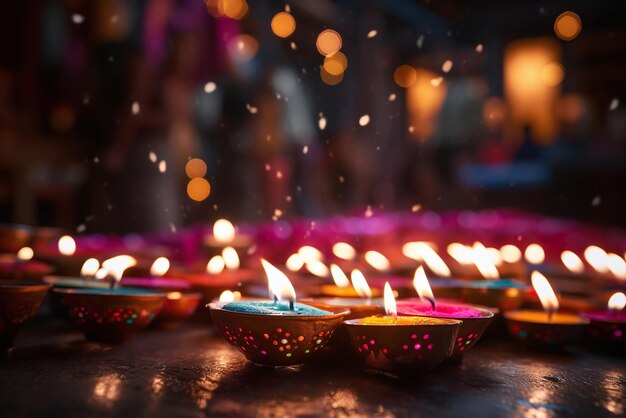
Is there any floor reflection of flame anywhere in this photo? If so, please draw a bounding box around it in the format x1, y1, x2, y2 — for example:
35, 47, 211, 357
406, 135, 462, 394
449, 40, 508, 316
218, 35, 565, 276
602, 370, 624, 415
93, 373, 122, 407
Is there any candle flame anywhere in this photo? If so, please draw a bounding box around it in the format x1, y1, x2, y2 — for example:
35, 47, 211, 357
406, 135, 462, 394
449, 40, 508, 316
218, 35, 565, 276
305, 260, 330, 277
150, 257, 170, 277
447, 243, 474, 265
524, 244, 545, 265
101, 255, 137, 282
330, 264, 350, 288
332, 242, 356, 260
16, 246, 34, 261
81, 258, 100, 277
364, 251, 391, 272
261, 259, 296, 302
607, 253, 626, 279
487, 247, 503, 266
560, 251, 584, 274
206, 255, 225, 274
213, 219, 235, 244
584, 245, 609, 274
384, 282, 397, 319
405, 242, 451, 277
58, 235, 76, 256
500, 244, 522, 263
298, 245, 324, 263
222, 247, 240, 270
285, 253, 304, 271
167, 292, 182, 300
608, 292, 626, 311
531, 271, 559, 315
219, 290, 242, 302
95, 268, 108, 280
472, 242, 500, 279
350, 269, 372, 299
413, 266, 436, 309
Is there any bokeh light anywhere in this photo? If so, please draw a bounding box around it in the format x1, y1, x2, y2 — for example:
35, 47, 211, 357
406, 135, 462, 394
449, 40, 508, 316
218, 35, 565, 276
204, 0, 248, 20
227, 34, 259, 62
323, 52, 347, 76
394, 65, 417, 88
271, 12, 296, 38
541, 62, 565, 87
187, 178, 211, 202
320, 66, 343, 85
554, 11, 582, 41
185, 158, 208, 179
316, 29, 342, 56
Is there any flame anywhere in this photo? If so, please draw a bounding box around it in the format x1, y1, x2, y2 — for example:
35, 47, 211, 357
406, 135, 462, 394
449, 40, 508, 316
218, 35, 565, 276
16, 247, 34, 261
447, 243, 474, 265
413, 266, 436, 308
58, 235, 77, 256
298, 246, 324, 263
560, 251, 584, 274
472, 242, 500, 279
150, 257, 170, 277
219, 290, 242, 302
330, 264, 350, 288
405, 242, 451, 277
487, 247, 503, 266
350, 269, 372, 299
531, 271, 559, 315
607, 253, 626, 279
261, 259, 296, 302
213, 219, 235, 244
384, 282, 397, 319
403, 242, 423, 260
305, 260, 329, 277
364, 251, 391, 272
167, 292, 182, 300
81, 258, 100, 277
206, 255, 225, 274
285, 253, 304, 271
101, 255, 137, 282
608, 292, 626, 311
95, 268, 108, 280
332, 242, 356, 260
524, 244, 545, 265
500, 244, 522, 263
222, 247, 240, 270
584, 245, 609, 273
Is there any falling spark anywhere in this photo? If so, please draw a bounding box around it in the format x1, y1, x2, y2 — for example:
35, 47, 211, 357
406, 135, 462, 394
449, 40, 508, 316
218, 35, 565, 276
388, 93, 396, 101
408, 126, 415, 133
290, 42, 297, 50
367, 30, 378, 39
431, 77, 443, 87
158, 160, 167, 173
274, 209, 283, 217
318, 114, 327, 130
72, 14, 85, 24
417, 35, 424, 48
338, 176, 345, 183
76, 224, 86, 233
132, 102, 140, 114
285, 4, 291, 12
148, 152, 157, 163
475, 44, 483, 53
592, 196, 601, 207
276, 171, 283, 179
411, 204, 422, 212
359, 115, 370, 126
246, 104, 258, 114
609, 98, 619, 111
204, 82, 217, 93
303, 145, 309, 154
364, 206, 373, 217
442, 60, 453, 73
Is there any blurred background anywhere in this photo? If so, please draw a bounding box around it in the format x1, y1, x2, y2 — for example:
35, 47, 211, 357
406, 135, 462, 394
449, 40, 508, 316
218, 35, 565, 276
0, 0, 625, 234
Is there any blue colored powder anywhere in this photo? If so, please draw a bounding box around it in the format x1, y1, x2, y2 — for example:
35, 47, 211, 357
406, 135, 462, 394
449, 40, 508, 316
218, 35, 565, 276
222, 301, 332, 316
467, 279, 527, 289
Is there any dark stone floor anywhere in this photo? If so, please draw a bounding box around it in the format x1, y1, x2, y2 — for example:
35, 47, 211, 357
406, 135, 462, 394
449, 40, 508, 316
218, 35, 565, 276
1, 317, 624, 417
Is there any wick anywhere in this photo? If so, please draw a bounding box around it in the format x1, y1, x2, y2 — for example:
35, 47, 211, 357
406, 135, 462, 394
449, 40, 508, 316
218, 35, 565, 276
426, 297, 436, 312
547, 309, 554, 322
109, 277, 116, 290
273, 295, 278, 305
289, 300, 294, 311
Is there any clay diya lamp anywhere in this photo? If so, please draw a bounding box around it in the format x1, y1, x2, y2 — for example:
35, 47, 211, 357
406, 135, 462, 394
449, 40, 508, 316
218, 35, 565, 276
53, 255, 166, 342
0, 223, 32, 253
121, 257, 201, 322
204, 218, 254, 257
396, 267, 494, 359
0, 280, 50, 350
209, 260, 350, 368
344, 282, 462, 376
504, 271, 589, 347
0, 246, 54, 280
582, 292, 626, 351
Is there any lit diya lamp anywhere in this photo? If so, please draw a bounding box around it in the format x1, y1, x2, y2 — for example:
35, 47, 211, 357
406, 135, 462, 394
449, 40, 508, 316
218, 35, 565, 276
582, 292, 626, 349
209, 259, 350, 368
504, 271, 589, 346
446, 241, 525, 280
0, 280, 50, 350
53, 255, 166, 342
121, 257, 202, 323
343, 282, 463, 375
402, 241, 463, 299
204, 218, 253, 256
0, 246, 54, 280
582, 245, 626, 299
396, 267, 494, 358
37, 235, 87, 276
284, 245, 333, 286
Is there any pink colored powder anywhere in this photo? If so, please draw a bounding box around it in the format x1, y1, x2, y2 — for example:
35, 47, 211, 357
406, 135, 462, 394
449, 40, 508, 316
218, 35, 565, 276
397, 302, 485, 319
